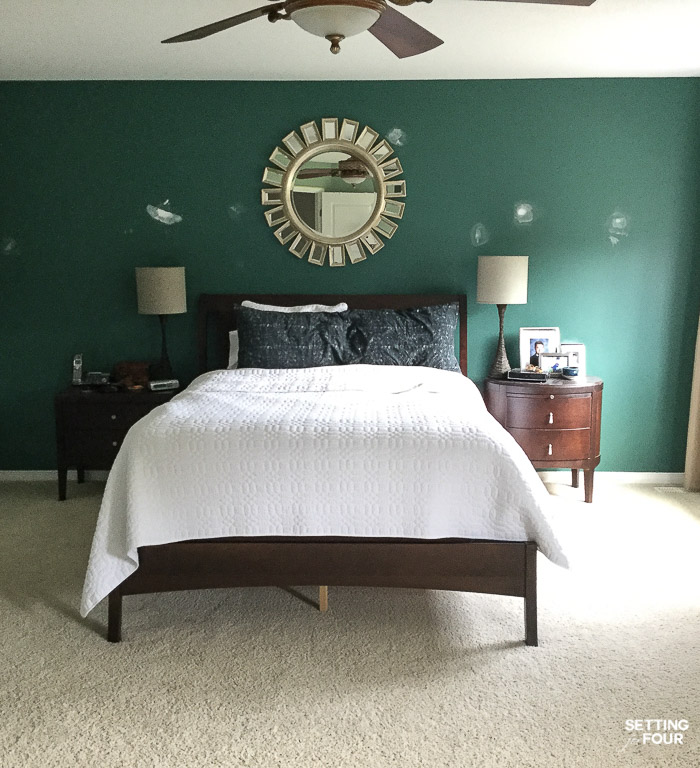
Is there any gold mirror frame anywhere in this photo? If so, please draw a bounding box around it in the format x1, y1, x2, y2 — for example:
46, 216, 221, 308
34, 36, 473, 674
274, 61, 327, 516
262, 118, 406, 267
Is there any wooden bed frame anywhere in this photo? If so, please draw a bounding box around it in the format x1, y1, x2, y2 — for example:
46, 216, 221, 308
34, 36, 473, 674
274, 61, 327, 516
107, 294, 538, 646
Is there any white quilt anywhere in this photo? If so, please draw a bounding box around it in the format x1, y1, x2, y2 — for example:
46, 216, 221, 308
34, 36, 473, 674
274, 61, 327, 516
81, 365, 568, 616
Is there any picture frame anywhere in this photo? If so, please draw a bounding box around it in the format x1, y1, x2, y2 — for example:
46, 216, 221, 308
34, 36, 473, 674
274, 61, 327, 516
519, 327, 561, 370
560, 343, 587, 377
538, 352, 570, 376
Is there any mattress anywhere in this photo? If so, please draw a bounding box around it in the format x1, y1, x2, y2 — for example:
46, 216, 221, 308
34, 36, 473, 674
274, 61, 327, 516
81, 365, 568, 616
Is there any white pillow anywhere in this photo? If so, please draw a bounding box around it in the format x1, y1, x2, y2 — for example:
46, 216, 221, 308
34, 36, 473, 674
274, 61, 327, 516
228, 301, 348, 368
241, 300, 348, 313
228, 331, 240, 369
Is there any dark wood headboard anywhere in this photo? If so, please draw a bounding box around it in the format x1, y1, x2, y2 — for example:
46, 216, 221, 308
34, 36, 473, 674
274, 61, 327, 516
197, 294, 468, 376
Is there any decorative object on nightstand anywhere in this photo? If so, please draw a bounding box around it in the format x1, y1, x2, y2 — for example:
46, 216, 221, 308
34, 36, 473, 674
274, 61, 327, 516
519, 327, 561, 370
135, 266, 186, 380
560, 343, 586, 377
484, 376, 603, 503
477, 255, 528, 378
112, 360, 150, 389
54, 387, 177, 501
538, 352, 570, 377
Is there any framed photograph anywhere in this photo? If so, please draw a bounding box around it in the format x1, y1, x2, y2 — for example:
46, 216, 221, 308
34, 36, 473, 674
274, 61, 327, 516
519, 327, 561, 369
539, 352, 570, 376
561, 343, 586, 377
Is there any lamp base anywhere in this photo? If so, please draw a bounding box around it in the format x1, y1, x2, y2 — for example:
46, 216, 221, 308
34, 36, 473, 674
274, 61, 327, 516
149, 315, 174, 381
488, 356, 511, 379
487, 304, 512, 379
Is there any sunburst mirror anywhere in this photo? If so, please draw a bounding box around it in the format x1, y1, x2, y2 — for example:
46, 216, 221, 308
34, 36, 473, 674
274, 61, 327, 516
262, 118, 406, 267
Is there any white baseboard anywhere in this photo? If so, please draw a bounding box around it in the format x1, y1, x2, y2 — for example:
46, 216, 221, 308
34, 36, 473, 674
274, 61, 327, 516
537, 471, 684, 486
0, 470, 685, 486
0, 470, 109, 482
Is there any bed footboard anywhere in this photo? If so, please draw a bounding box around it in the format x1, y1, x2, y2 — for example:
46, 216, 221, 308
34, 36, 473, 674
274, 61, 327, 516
106, 538, 537, 646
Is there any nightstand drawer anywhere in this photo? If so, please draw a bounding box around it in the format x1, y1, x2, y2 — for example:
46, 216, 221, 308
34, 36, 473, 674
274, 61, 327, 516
62, 402, 154, 431
509, 428, 591, 461
506, 393, 591, 430
63, 430, 128, 466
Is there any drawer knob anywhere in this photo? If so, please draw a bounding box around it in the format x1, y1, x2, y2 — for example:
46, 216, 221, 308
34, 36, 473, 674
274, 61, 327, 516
111, 414, 117, 420
548, 412, 554, 425
549, 394, 555, 400
548, 443, 553, 456
112, 441, 118, 447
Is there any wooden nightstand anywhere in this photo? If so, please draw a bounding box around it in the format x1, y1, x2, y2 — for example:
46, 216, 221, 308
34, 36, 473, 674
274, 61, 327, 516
484, 376, 603, 503
54, 387, 176, 501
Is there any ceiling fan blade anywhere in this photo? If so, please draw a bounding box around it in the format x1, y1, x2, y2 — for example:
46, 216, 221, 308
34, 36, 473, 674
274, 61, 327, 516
297, 170, 334, 178
297, 170, 370, 180
162, 4, 284, 43
369, 6, 443, 59
475, 0, 595, 6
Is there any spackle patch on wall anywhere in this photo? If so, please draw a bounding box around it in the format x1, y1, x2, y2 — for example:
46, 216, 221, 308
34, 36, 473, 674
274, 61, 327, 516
146, 200, 183, 226
470, 223, 490, 247
228, 203, 246, 220
1, 237, 19, 256
513, 202, 535, 225
606, 210, 630, 245
386, 128, 407, 147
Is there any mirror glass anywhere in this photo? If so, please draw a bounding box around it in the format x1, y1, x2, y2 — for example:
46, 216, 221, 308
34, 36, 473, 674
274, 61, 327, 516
291, 150, 378, 238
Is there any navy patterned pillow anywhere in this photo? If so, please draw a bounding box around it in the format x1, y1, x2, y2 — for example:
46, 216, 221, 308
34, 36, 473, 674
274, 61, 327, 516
236, 307, 347, 369
235, 304, 461, 372
347, 305, 460, 372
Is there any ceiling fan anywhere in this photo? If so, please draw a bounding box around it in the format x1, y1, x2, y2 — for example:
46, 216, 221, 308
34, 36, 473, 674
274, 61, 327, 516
296, 157, 371, 185
162, 0, 596, 59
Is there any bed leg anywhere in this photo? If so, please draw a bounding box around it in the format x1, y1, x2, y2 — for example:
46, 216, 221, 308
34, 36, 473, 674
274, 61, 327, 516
108, 589, 122, 643
524, 542, 538, 647
319, 586, 328, 613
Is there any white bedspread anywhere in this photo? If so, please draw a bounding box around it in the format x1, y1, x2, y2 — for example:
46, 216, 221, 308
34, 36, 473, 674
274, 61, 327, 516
81, 365, 568, 616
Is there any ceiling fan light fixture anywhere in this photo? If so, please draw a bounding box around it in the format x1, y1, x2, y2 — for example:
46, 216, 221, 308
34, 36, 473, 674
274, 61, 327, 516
339, 157, 369, 185
288, 0, 385, 41
341, 171, 367, 185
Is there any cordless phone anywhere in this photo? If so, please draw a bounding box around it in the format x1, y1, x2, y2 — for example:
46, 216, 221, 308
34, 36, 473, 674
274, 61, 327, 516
72, 354, 83, 385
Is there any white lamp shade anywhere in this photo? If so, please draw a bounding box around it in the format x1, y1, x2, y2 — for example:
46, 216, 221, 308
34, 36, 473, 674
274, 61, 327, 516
477, 256, 528, 305
290, 5, 381, 38
135, 267, 186, 315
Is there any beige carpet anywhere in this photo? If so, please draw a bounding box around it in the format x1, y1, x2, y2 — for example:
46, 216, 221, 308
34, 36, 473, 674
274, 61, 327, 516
0, 479, 698, 768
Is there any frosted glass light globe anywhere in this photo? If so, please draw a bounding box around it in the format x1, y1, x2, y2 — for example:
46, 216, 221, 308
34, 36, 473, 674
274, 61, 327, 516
290, 5, 382, 38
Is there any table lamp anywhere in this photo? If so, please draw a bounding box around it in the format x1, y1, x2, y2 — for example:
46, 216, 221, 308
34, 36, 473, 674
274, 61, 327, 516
477, 255, 528, 378
135, 266, 186, 380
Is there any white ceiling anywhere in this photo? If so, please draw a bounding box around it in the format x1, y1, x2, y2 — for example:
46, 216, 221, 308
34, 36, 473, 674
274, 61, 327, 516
3, 0, 700, 81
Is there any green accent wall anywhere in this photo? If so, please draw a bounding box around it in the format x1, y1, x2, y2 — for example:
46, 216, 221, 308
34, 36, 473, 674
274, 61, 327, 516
1, 79, 698, 471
